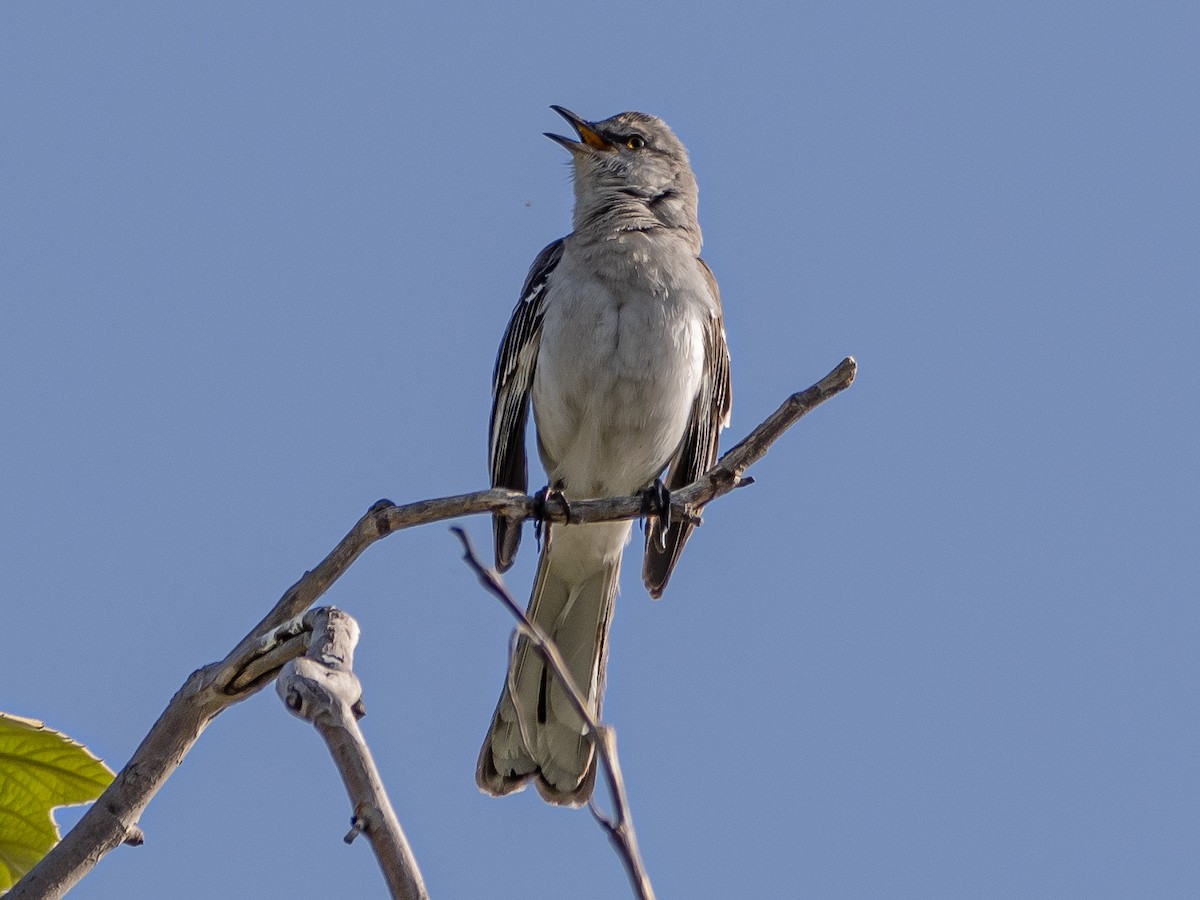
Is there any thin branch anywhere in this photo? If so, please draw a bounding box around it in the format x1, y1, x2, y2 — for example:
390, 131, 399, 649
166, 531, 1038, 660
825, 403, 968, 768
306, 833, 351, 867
690, 354, 857, 505
11, 358, 855, 898
277, 607, 427, 900
452, 528, 655, 900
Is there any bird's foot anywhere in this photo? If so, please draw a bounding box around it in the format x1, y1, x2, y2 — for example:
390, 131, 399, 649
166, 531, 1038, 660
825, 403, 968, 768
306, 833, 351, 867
533, 485, 571, 550
640, 479, 672, 550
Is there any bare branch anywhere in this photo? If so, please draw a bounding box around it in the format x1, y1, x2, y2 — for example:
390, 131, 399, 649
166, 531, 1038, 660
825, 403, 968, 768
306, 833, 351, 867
452, 528, 655, 900
277, 608, 427, 900
8, 618, 313, 899
11, 359, 854, 898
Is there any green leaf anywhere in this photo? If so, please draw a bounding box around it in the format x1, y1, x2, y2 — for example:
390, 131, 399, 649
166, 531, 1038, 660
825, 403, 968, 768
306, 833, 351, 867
0, 713, 114, 892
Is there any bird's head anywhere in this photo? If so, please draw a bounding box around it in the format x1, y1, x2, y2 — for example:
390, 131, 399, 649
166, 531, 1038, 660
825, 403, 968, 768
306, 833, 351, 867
545, 106, 700, 239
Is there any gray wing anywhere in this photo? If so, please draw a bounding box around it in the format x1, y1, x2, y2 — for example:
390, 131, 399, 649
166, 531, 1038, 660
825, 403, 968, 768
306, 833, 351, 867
643, 258, 732, 598
490, 239, 564, 571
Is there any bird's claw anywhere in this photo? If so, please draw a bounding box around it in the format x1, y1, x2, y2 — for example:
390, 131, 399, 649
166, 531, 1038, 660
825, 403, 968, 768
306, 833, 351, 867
641, 479, 672, 550
533, 485, 570, 550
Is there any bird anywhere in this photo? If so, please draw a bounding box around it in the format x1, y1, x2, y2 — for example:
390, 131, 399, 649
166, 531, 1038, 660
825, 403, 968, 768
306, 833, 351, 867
477, 106, 732, 806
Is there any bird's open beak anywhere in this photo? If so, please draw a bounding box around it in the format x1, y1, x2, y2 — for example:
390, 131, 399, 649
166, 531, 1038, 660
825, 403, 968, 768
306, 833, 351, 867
545, 106, 614, 153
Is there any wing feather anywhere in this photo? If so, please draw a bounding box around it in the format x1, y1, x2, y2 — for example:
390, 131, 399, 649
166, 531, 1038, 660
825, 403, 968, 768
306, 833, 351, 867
643, 259, 732, 597
490, 239, 563, 570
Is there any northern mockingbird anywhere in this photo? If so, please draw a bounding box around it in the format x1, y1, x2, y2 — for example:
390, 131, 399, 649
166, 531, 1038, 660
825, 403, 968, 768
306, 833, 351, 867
477, 106, 732, 806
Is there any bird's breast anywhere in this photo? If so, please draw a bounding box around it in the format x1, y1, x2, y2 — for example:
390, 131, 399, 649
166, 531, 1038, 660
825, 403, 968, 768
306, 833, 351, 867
531, 238, 708, 497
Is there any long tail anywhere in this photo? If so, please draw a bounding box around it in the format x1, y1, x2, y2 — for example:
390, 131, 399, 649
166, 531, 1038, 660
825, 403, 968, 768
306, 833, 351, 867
476, 521, 628, 806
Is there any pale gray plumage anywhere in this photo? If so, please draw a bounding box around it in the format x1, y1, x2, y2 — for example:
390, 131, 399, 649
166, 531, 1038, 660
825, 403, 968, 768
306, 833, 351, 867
478, 107, 732, 806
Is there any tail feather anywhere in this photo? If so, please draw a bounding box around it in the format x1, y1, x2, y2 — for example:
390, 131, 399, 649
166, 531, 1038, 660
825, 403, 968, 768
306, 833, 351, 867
477, 522, 626, 806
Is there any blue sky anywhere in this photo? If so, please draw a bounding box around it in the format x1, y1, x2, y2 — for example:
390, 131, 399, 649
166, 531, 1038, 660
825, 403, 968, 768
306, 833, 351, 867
3, 2, 1197, 897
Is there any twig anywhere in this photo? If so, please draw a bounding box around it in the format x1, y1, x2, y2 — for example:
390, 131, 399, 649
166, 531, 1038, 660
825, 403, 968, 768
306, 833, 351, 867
10, 358, 855, 898
452, 528, 655, 900
277, 607, 427, 900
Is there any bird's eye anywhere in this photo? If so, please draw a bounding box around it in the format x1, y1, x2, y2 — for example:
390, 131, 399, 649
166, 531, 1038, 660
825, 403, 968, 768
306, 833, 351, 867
625, 135, 646, 151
